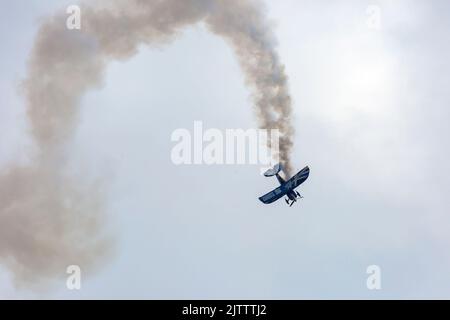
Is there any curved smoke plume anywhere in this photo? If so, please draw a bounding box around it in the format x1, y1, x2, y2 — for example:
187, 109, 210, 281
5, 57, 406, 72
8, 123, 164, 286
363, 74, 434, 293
0, 0, 294, 285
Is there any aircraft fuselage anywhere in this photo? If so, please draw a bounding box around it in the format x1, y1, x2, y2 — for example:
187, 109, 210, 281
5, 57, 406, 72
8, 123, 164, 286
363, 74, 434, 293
276, 173, 298, 201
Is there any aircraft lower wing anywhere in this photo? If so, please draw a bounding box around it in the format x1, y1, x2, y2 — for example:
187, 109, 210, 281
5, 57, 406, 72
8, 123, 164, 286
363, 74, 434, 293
285, 166, 310, 190
259, 185, 288, 204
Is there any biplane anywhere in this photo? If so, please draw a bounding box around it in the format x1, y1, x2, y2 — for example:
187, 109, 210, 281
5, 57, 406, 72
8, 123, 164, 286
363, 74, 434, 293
259, 163, 310, 207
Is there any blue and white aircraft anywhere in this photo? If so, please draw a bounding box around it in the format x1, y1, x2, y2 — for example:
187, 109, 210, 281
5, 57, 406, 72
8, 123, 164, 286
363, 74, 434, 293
259, 163, 310, 207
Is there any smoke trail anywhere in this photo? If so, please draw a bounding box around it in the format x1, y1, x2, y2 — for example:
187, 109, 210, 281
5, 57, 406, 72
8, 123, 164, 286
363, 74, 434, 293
0, 0, 294, 285
204, 0, 294, 175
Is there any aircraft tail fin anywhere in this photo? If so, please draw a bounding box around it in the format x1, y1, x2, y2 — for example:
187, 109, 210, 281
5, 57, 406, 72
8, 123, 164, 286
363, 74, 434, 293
263, 163, 283, 177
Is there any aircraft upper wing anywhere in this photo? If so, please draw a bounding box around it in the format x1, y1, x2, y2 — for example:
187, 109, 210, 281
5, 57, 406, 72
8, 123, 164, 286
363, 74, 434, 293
259, 185, 288, 204
285, 166, 310, 190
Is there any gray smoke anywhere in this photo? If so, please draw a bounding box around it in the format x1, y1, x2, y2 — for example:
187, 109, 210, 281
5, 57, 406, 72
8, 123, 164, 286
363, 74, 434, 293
0, 0, 294, 286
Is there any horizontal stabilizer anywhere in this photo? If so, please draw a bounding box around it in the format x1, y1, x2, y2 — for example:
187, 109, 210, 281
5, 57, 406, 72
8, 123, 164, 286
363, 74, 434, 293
263, 163, 282, 177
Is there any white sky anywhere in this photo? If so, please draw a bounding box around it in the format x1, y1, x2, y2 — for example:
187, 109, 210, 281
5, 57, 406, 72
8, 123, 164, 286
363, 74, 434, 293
0, 0, 450, 298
